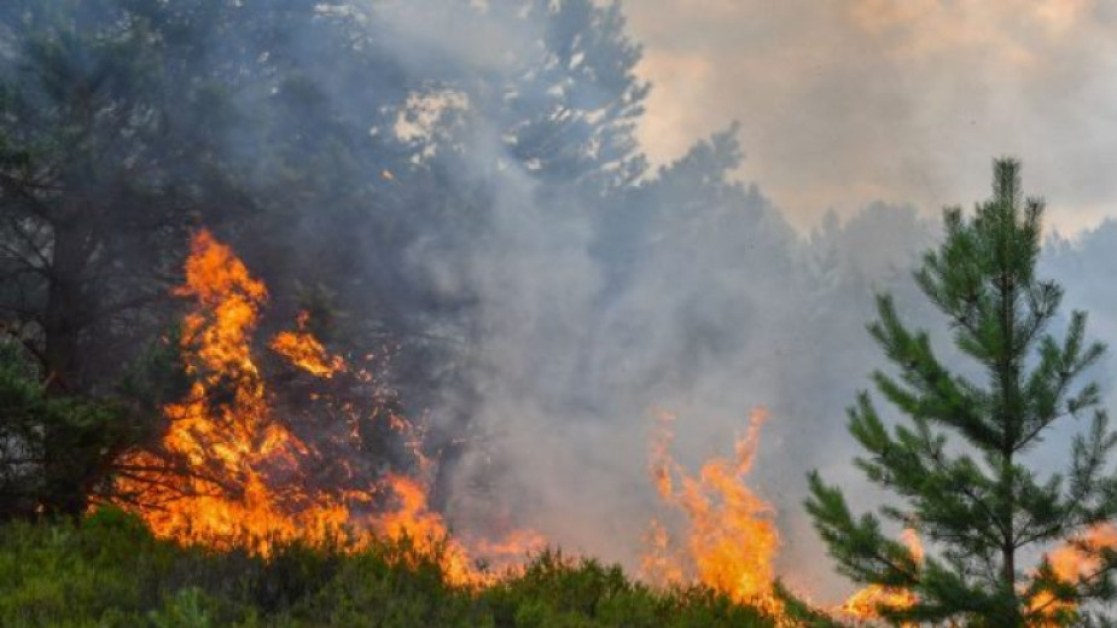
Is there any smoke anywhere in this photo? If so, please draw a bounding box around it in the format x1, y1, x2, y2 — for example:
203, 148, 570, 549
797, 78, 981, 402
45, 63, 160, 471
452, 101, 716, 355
357, 0, 924, 597
624, 0, 1117, 232
315, 0, 1117, 603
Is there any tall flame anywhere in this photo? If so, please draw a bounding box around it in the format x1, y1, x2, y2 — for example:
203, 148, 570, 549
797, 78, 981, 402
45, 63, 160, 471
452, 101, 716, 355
112, 230, 358, 550
643, 408, 784, 617
110, 229, 541, 583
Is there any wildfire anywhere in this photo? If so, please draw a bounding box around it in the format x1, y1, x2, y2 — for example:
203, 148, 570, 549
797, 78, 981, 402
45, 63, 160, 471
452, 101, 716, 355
270, 310, 346, 378
839, 528, 922, 624
376, 473, 483, 584
1029, 523, 1117, 624
109, 228, 1022, 620
836, 524, 1117, 625
643, 408, 785, 618
111, 229, 358, 550
109, 229, 541, 584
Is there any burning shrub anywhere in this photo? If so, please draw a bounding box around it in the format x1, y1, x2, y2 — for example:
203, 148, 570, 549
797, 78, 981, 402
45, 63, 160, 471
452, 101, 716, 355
99, 229, 543, 588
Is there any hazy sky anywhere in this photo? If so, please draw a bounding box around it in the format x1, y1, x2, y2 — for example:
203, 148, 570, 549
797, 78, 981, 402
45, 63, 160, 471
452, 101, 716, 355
623, 0, 1117, 233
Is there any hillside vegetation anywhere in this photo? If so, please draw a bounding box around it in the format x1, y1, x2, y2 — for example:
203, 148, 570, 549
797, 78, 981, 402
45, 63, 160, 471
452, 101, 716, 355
0, 509, 835, 627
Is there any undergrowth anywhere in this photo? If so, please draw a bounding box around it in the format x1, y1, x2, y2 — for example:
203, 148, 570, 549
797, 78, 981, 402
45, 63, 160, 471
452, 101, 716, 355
0, 508, 837, 627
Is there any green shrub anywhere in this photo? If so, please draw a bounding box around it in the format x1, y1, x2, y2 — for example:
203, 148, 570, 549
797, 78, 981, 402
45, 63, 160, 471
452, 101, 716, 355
0, 509, 802, 627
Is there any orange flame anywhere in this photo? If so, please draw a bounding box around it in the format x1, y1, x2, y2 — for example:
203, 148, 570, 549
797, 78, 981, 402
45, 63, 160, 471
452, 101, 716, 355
270, 311, 346, 378
839, 528, 922, 624
835, 523, 1117, 625
110, 229, 541, 581
377, 473, 483, 585
643, 408, 784, 617
112, 230, 358, 550
1029, 523, 1117, 624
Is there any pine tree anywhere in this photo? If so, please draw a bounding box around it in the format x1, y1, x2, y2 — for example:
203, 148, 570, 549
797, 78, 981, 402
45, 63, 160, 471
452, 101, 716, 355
806, 159, 1117, 625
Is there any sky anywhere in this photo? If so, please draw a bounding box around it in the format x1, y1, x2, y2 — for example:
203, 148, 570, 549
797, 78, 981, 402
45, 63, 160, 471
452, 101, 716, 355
623, 0, 1117, 233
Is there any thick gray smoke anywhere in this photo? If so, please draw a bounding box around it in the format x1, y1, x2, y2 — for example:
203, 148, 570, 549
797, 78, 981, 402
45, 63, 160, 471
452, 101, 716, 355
321, 0, 1107, 603
331, 0, 1117, 603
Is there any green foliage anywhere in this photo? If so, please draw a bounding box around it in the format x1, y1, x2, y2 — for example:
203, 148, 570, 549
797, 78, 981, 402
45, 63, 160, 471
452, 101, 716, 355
0, 509, 786, 627
482, 550, 769, 627
0, 343, 142, 518
806, 159, 1117, 625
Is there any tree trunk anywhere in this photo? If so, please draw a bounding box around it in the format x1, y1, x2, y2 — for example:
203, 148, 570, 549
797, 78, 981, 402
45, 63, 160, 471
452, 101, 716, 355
39, 217, 96, 518
42, 217, 93, 390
